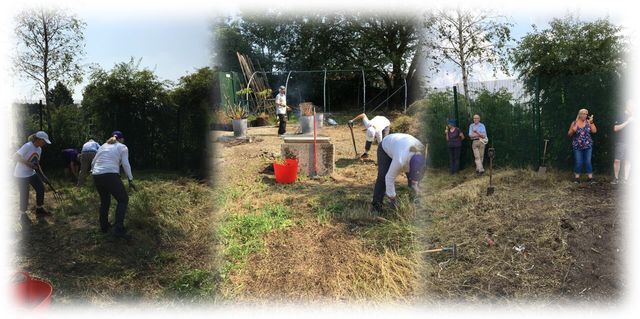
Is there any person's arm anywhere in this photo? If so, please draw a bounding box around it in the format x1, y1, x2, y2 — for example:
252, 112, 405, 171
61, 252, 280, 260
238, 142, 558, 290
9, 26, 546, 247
468, 125, 476, 138
459, 130, 465, 141
590, 121, 597, 134
14, 152, 35, 168
568, 121, 577, 137
445, 127, 449, 141
614, 117, 633, 132
384, 158, 403, 199
477, 124, 487, 138
349, 113, 365, 123
120, 146, 134, 181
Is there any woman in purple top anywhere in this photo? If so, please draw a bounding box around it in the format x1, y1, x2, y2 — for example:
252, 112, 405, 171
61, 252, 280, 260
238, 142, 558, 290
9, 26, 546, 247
568, 108, 598, 184
445, 119, 465, 174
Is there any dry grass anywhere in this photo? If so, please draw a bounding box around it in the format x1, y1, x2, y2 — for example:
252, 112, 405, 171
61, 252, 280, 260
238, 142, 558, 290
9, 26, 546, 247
417, 168, 619, 303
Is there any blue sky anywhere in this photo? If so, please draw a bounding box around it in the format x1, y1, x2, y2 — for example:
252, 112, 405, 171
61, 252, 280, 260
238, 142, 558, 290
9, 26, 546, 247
6, 2, 628, 102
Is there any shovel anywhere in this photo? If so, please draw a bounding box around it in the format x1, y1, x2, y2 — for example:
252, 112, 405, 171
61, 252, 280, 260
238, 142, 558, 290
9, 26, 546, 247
348, 122, 358, 158
538, 139, 549, 175
486, 147, 495, 195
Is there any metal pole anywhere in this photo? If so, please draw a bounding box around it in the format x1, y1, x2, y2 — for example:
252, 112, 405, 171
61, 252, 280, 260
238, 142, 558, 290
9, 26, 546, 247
453, 86, 459, 125
39, 100, 43, 131
362, 68, 366, 113
323, 68, 327, 113
404, 76, 408, 113
285, 71, 293, 93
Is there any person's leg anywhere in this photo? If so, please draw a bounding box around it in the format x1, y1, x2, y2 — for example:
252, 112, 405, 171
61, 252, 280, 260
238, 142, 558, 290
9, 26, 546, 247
472, 140, 481, 172
382, 126, 390, 139
448, 147, 455, 174
613, 159, 621, 180
364, 141, 372, 155
624, 160, 631, 181
278, 114, 286, 135
29, 175, 46, 214
17, 177, 30, 213
585, 147, 593, 180
453, 146, 461, 174
93, 174, 113, 231
78, 153, 88, 186
573, 149, 582, 180
477, 143, 485, 173
102, 174, 129, 235
372, 146, 392, 211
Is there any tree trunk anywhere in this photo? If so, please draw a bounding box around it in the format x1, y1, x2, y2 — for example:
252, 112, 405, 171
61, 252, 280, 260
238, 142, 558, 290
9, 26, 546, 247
42, 15, 54, 140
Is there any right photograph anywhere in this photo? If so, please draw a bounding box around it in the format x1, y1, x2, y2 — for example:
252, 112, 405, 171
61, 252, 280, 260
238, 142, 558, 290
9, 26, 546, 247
210, 7, 628, 304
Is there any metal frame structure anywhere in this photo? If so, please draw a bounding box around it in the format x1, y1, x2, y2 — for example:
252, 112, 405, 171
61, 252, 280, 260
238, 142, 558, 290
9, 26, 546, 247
244, 69, 408, 113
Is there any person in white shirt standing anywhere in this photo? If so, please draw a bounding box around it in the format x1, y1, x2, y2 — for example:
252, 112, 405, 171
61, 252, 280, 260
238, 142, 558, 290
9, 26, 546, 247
77, 138, 101, 186
14, 131, 52, 224
348, 113, 391, 158
372, 133, 426, 214
275, 85, 290, 136
91, 131, 136, 237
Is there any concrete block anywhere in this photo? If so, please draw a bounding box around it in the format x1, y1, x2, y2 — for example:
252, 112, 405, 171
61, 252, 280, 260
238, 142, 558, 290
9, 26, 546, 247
281, 138, 334, 176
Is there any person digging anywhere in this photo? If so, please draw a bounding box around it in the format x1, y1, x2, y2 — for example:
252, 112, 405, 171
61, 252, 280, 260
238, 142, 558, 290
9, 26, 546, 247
371, 133, 426, 214
348, 113, 391, 159
14, 131, 53, 227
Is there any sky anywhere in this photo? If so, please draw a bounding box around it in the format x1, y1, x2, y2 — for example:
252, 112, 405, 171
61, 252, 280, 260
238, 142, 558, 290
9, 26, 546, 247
1, 0, 639, 319
5, 2, 629, 103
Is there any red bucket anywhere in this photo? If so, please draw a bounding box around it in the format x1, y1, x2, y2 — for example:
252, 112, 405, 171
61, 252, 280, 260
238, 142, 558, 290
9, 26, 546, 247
13, 272, 53, 311
273, 158, 298, 184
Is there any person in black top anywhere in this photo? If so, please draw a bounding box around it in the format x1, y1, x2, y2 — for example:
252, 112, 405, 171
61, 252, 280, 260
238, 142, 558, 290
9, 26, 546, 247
612, 100, 634, 184
445, 119, 464, 174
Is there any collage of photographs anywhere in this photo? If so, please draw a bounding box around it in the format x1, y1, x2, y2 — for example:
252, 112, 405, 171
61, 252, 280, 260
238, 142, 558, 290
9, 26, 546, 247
1, 0, 638, 317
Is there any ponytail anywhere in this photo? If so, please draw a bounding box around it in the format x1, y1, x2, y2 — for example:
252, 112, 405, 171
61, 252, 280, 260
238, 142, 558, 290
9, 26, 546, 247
27, 134, 37, 142
107, 135, 118, 144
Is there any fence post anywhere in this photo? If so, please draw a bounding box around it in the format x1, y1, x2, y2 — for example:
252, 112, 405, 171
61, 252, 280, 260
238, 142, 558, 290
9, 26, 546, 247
453, 86, 459, 125
535, 76, 541, 168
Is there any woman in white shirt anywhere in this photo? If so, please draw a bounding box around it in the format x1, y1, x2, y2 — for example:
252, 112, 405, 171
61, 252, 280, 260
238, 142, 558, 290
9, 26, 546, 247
14, 131, 52, 223
91, 131, 136, 237
348, 113, 391, 158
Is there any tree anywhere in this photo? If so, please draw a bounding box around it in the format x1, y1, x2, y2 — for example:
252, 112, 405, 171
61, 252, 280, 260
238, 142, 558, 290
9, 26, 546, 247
14, 7, 86, 140
512, 16, 626, 171
47, 82, 74, 107
171, 67, 214, 175
425, 9, 513, 102
82, 59, 174, 169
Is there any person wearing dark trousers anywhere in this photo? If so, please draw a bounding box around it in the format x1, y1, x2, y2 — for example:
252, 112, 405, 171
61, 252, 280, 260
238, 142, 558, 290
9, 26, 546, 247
372, 133, 426, 214
78, 138, 101, 186
275, 85, 289, 136
612, 100, 633, 184
62, 148, 80, 182
348, 113, 391, 158
91, 131, 136, 238
445, 119, 464, 174
14, 131, 52, 225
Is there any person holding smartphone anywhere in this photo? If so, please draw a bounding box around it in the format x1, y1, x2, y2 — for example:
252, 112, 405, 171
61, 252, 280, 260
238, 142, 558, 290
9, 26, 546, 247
568, 108, 598, 184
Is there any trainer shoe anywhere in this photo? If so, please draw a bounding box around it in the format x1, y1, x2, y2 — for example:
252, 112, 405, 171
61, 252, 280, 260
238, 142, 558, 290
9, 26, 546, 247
588, 178, 596, 185
573, 178, 580, 184
611, 178, 619, 185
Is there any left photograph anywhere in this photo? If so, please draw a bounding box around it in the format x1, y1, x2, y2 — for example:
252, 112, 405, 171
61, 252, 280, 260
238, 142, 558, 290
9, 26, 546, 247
9, 7, 218, 305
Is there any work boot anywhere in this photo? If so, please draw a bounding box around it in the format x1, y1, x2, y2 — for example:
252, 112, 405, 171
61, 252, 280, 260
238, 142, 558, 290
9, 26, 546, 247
35, 207, 52, 216
371, 202, 383, 215
360, 152, 369, 159
113, 226, 131, 240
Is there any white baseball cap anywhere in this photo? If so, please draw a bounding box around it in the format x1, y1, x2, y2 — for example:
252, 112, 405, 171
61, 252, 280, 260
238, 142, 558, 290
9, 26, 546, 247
35, 131, 51, 144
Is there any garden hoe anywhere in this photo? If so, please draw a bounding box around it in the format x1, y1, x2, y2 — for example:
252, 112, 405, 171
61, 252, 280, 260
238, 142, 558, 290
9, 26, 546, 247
422, 243, 458, 258
486, 147, 495, 195
538, 139, 549, 175
347, 121, 358, 158
36, 164, 63, 203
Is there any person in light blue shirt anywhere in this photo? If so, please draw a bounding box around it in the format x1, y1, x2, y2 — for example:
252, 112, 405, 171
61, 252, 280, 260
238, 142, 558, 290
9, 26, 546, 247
468, 114, 488, 175
78, 138, 101, 186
